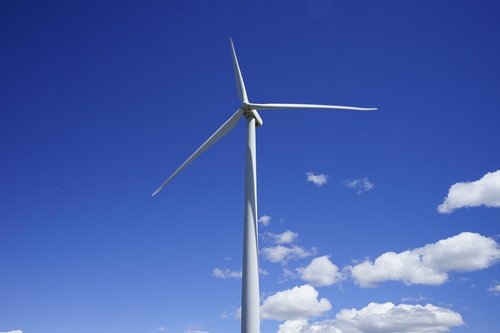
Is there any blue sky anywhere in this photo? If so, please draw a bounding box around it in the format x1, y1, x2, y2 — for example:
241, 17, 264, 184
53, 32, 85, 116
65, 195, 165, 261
1, 1, 500, 332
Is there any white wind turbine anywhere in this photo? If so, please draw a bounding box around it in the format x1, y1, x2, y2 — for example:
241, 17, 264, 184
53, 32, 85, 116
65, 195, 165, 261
152, 38, 376, 333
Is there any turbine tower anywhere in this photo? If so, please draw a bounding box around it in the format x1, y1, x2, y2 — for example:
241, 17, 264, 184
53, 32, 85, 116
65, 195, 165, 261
152, 38, 376, 333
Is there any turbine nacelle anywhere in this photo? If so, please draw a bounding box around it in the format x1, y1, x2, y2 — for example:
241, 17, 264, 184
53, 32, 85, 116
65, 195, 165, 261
242, 104, 263, 127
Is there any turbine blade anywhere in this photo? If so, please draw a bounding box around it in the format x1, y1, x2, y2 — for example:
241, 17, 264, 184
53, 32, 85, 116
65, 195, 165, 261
152, 109, 244, 197
229, 37, 248, 103
248, 103, 377, 112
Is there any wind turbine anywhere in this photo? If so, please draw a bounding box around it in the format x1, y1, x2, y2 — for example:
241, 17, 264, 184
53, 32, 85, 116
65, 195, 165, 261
152, 38, 376, 333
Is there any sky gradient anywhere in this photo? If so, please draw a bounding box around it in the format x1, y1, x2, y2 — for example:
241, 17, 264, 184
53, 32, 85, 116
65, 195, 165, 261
1, 1, 500, 333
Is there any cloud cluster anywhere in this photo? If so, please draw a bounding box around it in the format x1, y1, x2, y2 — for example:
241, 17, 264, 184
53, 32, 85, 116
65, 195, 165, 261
0, 331, 23, 333
259, 215, 272, 226
277, 302, 464, 333
262, 245, 313, 264
298, 256, 342, 287
488, 283, 500, 295
343, 177, 374, 194
261, 284, 331, 320
212, 268, 242, 279
350, 232, 500, 287
438, 170, 500, 214
307, 172, 329, 187
266, 230, 298, 244
262, 228, 314, 265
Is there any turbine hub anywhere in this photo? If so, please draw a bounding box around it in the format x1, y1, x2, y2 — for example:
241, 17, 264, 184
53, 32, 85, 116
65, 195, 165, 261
242, 102, 251, 113
242, 105, 263, 127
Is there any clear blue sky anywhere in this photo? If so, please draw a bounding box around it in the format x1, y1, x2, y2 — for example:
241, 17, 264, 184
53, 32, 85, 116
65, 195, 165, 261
1, 1, 499, 333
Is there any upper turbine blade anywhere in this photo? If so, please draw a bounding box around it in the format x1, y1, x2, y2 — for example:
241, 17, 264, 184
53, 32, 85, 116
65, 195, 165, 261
248, 103, 377, 112
229, 37, 248, 103
152, 109, 244, 197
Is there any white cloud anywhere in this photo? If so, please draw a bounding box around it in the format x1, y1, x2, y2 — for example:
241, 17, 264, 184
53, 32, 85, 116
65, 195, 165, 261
351, 232, 500, 287
267, 230, 299, 244
277, 302, 464, 333
298, 256, 342, 287
259, 215, 272, 226
307, 172, 329, 187
0, 331, 23, 333
438, 170, 500, 214
401, 295, 429, 302
156, 326, 167, 332
212, 267, 242, 279
488, 283, 500, 295
281, 267, 299, 280
261, 284, 331, 320
277, 319, 310, 333
184, 325, 208, 333
221, 307, 240, 319
343, 177, 374, 194
262, 245, 313, 264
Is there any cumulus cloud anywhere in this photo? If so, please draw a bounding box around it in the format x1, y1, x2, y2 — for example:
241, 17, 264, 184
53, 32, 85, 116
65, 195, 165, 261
277, 319, 310, 333
307, 172, 329, 187
262, 245, 313, 264
212, 267, 242, 279
259, 215, 272, 226
266, 230, 299, 244
343, 177, 374, 194
488, 283, 500, 295
351, 232, 500, 287
438, 170, 500, 214
261, 284, 331, 320
277, 302, 464, 333
298, 256, 342, 287
0, 331, 23, 333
